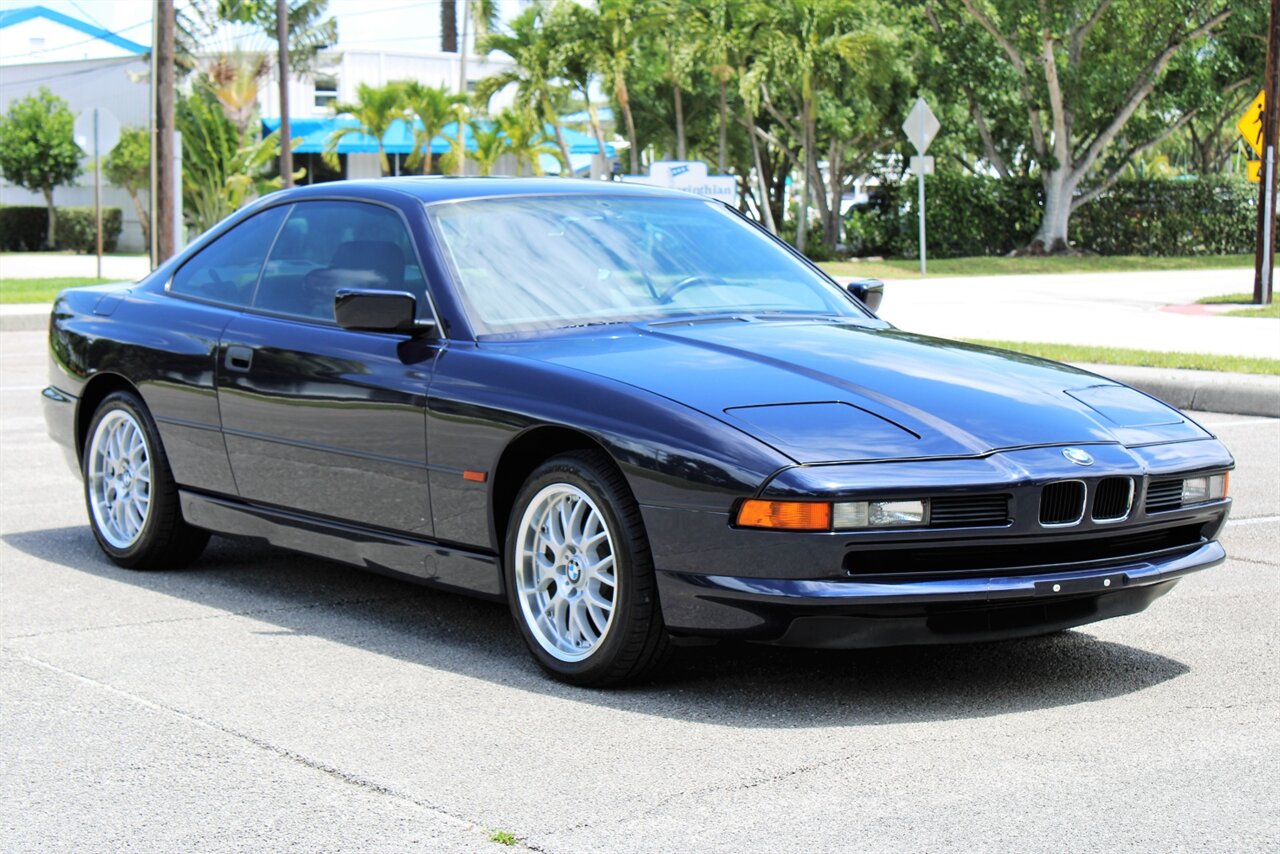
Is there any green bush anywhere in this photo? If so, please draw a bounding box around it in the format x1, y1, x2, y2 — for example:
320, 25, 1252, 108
55, 207, 122, 253
0, 205, 122, 252
0, 206, 48, 250
1070, 177, 1255, 255
847, 175, 1256, 258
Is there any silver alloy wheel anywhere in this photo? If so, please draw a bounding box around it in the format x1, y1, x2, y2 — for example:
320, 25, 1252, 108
87, 409, 153, 549
514, 483, 618, 662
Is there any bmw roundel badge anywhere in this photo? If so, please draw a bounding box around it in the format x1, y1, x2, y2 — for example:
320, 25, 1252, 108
1063, 447, 1094, 466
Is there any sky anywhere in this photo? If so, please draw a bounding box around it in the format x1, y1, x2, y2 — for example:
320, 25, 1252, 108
0, 0, 521, 55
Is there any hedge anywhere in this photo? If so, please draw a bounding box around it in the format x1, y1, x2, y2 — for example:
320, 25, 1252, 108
845, 175, 1256, 258
0, 206, 123, 252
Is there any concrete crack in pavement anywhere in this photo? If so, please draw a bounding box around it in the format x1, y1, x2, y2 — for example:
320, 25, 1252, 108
2, 592, 435, 641
4, 649, 519, 849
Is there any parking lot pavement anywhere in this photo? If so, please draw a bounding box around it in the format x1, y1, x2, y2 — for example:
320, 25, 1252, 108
2, 328, 1277, 853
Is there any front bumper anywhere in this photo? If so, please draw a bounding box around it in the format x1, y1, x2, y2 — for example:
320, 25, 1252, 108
656, 540, 1224, 648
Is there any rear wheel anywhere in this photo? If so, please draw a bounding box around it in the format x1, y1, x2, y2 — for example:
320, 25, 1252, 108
83, 391, 209, 569
506, 451, 669, 686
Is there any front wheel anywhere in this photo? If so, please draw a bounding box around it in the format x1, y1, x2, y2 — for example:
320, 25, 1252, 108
83, 391, 209, 569
505, 451, 669, 686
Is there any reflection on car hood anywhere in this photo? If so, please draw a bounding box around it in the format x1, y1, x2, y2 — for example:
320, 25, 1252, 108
493, 319, 1209, 463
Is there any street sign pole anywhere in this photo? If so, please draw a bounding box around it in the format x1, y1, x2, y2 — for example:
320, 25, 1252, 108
917, 122, 926, 276
902, 97, 939, 277
1253, 0, 1279, 305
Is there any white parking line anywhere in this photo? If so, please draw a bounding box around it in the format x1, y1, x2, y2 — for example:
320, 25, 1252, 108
1226, 515, 1280, 527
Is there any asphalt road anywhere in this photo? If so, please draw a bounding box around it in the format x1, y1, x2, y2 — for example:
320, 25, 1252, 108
2, 327, 1277, 853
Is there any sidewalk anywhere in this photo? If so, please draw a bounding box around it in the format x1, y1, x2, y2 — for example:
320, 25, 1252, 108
0, 252, 150, 282
3, 262, 1278, 416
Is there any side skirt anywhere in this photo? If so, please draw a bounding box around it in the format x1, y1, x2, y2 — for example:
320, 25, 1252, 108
179, 489, 504, 600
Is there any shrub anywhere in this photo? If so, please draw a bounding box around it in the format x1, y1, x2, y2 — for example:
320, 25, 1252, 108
0, 205, 122, 252
846, 175, 1256, 258
1070, 177, 1255, 255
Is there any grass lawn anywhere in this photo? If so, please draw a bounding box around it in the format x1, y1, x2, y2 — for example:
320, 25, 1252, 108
821, 253, 1253, 280
966, 339, 1280, 375
1195, 292, 1280, 318
0, 277, 111, 304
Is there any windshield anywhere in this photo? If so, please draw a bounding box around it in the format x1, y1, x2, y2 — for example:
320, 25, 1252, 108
429, 195, 862, 335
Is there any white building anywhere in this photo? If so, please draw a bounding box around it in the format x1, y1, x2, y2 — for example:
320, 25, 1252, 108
1, 4, 519, 252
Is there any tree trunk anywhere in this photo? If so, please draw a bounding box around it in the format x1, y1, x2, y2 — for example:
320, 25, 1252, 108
717, 79, 728, 173
441, 0, 457, 52
825, 142, 842, 248
42, 187, 56, 249
1035, 167, 1078, 252
795, 97, 812, 255
745, 109, 776, 235
673, 83, 685, 161
128, 188, 150, 249
615, 76, 640, 174
548, 110, 573, 177
585, 91, 608, 176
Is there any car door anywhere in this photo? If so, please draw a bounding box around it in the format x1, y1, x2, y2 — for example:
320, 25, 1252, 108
155, 204, 290, 497
215, 199, 442, 537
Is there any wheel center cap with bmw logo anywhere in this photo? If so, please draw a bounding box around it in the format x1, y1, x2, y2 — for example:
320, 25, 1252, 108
1063, 447, 1094, 466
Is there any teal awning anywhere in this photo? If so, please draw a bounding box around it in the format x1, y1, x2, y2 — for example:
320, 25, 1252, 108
262, 117, 614, 157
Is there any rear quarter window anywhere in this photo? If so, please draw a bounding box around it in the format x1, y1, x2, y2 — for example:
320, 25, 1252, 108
169, 206, 289, 306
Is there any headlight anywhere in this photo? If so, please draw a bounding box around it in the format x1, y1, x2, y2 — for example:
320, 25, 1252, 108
1181, 473, 1228, 504
735, 498, 929, 531
833, 499, 928, 529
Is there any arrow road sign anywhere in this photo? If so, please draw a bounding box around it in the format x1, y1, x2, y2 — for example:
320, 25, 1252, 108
902, 97, 940, 155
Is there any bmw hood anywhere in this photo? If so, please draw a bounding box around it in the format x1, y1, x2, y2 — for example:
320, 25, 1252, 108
499, 319, 1209, 464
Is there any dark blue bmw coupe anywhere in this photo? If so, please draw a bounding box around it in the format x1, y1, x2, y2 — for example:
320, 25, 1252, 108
44, 178, 1234, 685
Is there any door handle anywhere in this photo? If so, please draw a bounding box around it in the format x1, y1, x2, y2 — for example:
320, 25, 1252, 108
225, 345, 253, 372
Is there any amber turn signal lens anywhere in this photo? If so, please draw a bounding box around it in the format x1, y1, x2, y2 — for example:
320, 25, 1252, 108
736, 499, 832, 531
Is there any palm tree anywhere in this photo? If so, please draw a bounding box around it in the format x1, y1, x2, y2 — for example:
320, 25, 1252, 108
437, 101, 473, 176
401, 81, 465, 174
547, 3, 610, 168
470, 122, 507, 175
324, 82, 406, 175
495, 108, 562, 176
597, 0, 645, 174
477, 6, 573, 175
756, 0, 891, 254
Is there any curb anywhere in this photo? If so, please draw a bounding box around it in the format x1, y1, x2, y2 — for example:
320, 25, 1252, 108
0, 304, 48, 332
1071, 363, 1280, 419
3, 303, 1276, 418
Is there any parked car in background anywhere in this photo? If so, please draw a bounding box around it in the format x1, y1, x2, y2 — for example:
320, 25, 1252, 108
44, 178, 1233, 685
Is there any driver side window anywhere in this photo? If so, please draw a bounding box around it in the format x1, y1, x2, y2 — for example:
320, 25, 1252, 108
252, 201, 427, 322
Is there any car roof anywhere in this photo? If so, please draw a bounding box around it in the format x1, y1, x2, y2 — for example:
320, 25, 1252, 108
270, 176, 697, 205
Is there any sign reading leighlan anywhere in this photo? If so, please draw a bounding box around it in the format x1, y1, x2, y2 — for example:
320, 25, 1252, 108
621, 161, 738, 205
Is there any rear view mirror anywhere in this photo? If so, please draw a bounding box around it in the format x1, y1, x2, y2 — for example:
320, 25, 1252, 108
846, 278, 884, 313
334, 289, 432, 335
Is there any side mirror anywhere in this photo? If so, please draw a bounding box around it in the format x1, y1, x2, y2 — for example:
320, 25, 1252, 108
846, 278, 884, 313
334, 289, 433, 335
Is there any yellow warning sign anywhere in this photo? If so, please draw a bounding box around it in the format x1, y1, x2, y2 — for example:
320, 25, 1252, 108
1238, 89, 1265, 158
1247, 160, 1262, 183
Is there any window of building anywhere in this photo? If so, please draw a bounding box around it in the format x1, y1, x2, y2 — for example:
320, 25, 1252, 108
314, 74, 338, 110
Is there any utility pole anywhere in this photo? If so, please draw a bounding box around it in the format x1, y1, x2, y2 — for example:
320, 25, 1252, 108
155, 0, 175, 263
277, 0, 293, 188
1253, 0, 1279, 305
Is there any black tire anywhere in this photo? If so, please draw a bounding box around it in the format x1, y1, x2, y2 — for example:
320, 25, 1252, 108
82, 391, 209, 569
504, 450, 670, 686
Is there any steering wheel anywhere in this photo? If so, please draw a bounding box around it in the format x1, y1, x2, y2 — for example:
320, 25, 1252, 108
657, 274, 727, 305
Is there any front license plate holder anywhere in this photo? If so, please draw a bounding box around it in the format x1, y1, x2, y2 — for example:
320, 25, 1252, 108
1034, 574, 1125, 596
